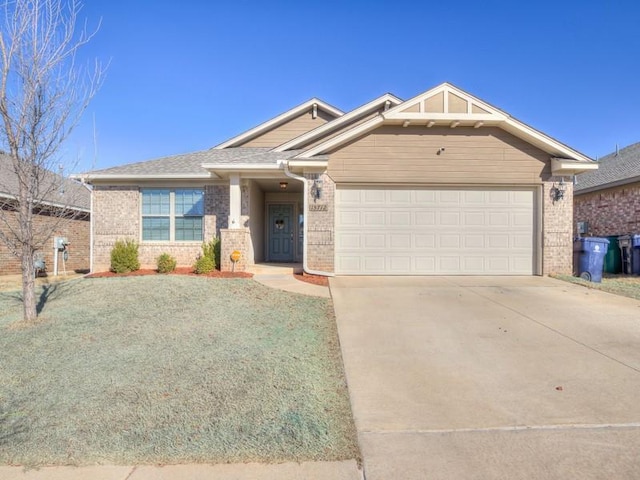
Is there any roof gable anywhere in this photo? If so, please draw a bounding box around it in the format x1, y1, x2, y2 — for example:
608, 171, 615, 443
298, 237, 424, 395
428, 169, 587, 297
214, 98, 343, 149
272, 93, 402, 152
295, 83, 594, 172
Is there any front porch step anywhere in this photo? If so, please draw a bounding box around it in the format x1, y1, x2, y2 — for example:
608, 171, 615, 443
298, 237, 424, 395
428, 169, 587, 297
246, 263, 303, 275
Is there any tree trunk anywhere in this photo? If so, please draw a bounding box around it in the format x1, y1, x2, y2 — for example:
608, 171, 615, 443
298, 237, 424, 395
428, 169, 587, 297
21, 241, 37, 322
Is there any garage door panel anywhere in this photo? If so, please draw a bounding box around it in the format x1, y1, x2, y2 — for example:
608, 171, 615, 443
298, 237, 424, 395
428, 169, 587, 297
335, 187, 535, 275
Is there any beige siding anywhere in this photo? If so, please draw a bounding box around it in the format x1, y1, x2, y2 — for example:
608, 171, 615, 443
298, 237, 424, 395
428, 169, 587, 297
301, 110, 382, 150
425, 91, 444, 113
472, 104, 490, 114
448, 92, 468, 113
328, 126, 551, 184
400, 103, 421, 113
238, 110, 336, 148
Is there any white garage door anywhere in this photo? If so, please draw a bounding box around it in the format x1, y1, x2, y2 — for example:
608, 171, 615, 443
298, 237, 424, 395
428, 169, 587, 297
335, 187, 536, 275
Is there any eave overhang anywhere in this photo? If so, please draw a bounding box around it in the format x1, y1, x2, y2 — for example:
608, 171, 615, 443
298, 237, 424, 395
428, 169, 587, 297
71, 173, 212, 183
551, 157, 599, 176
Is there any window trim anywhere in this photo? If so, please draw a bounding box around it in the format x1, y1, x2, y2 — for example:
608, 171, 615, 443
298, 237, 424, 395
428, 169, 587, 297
141, 188, 204, 242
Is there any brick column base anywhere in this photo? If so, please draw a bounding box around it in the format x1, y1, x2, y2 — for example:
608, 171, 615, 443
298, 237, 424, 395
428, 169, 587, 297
220, 228, 250, 272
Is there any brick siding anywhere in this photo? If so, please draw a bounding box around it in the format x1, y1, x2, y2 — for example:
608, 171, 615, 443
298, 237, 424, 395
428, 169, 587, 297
574, 182, 640, 237
0, 206, 90, 276
543, 180, 574, 274
92, 184, 244, 272
305, 172, 334, 272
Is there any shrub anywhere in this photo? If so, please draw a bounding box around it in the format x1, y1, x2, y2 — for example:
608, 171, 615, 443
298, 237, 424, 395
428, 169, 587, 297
110, 239, 140, 274
156, 253, 177, 273
201, 237, 220, 269
193, 255, 214, 274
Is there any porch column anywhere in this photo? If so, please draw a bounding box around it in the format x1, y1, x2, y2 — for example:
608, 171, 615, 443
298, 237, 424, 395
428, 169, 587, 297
228, 173, 241, 229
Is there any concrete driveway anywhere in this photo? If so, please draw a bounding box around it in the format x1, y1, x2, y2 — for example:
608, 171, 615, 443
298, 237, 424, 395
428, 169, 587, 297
330, 276, 640, 480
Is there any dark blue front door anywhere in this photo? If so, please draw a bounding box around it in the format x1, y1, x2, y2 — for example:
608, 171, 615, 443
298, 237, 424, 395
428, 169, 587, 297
268, 204, 294, 262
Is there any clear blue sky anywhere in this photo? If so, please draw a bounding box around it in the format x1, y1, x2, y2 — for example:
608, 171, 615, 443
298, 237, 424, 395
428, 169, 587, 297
68, 0, 640, 172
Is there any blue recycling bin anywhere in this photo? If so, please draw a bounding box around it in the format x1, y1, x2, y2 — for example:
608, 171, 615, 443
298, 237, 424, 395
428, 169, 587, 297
574, 237, 610, 282
633, 234, 640, 275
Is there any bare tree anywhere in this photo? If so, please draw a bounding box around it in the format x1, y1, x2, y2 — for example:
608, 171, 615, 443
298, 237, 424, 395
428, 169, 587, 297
0, 0, 104, 322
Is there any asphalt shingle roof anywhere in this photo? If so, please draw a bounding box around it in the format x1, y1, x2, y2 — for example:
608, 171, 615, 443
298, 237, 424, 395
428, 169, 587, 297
0, 153, 90, 210
86, 148, 302, 176
575, 142, 640, 193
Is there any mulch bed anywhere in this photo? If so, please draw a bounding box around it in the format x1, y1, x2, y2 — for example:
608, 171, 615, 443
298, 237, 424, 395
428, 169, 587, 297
294, 272, 330, 287
87, 267, 253, 279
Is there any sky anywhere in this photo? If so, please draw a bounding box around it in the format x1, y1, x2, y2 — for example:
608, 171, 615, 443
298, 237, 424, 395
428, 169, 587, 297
65, 0, 640, 172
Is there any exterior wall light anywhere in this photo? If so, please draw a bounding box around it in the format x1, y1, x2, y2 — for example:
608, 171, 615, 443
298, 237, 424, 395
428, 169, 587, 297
312, 178, 323, 200
279, 181, 288, 190
552, 178, 566, 203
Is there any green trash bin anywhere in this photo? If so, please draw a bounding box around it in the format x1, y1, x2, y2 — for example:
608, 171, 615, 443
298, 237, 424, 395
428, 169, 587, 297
604, 235, 622, 274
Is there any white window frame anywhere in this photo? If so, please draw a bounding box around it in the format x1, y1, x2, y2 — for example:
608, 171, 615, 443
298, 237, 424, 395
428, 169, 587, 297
141, 188, 204, 242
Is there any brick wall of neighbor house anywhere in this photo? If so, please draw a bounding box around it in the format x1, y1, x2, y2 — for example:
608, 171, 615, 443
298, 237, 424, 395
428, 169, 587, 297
0, 208, 90, 276
574, 182, 640, 237
543, 180, 574, 274
305, 171, 335, 272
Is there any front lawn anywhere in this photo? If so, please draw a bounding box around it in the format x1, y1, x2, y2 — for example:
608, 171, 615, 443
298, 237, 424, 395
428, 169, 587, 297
0, 276, 359, 466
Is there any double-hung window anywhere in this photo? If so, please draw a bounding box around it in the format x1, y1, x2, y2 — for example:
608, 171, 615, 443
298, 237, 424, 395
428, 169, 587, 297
142, 189, 204, 241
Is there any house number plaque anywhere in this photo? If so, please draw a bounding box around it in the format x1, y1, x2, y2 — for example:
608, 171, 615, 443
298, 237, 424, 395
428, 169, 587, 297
309, 204, 328, 212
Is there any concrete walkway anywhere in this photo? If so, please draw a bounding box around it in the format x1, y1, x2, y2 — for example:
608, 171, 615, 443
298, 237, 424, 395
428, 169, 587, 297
0, 460, 360, 480
253, 273, 331, 297
249, 262, 331, 298
330, 276, 640, 480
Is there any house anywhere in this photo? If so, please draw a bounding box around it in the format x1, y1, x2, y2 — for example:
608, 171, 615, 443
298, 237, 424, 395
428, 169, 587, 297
75, 83, 596, 276
0, 153, 91, 275
574, 142, 640, 237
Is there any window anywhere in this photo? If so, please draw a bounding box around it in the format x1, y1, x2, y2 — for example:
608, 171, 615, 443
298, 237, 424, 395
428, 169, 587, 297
142, 189, 204, 242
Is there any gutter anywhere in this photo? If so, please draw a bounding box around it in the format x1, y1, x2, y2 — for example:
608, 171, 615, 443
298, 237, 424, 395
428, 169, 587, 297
283, 163, 335, 278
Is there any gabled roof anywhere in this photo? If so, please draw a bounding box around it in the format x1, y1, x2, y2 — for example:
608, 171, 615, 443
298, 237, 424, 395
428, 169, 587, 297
73, 148, 298, 181
213, 98, 344, 150
272, 93, 403, 152
574, 142, 640, 194
294, 83, 595, 173
0, 153, 90, 211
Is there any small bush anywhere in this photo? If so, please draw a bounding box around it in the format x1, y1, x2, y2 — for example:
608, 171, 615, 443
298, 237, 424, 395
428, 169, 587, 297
194, 255, 214, 275
201, 238, 220, 269
110, 239, 140, 274
157, 253, 177, 273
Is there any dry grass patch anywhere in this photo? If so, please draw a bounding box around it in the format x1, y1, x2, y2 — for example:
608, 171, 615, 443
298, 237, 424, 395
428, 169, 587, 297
552, 274, 640, 301
0, 276, 359, 467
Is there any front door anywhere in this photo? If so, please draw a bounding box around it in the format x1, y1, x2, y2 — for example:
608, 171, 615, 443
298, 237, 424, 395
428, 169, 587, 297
268, 204, 294, 262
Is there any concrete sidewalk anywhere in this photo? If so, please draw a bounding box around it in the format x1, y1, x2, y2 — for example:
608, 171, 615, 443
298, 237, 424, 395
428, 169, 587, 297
0, 460, 361, 480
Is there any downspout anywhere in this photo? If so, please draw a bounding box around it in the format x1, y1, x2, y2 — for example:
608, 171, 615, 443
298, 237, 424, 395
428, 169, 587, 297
283, 162, 335, 277
80, 178, 94, 274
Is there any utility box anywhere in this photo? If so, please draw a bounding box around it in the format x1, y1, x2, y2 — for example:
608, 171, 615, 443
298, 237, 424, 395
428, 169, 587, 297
54, 236, 69, 250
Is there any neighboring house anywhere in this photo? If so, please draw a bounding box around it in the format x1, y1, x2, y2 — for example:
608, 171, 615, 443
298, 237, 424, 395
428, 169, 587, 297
75, 83, 596, 276
0, 154, 91, 276
574, 142, 640, 237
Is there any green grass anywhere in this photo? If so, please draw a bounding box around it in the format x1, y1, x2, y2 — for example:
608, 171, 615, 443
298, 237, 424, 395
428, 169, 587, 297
553, 273, 640, 301
0, 276, 359, 467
